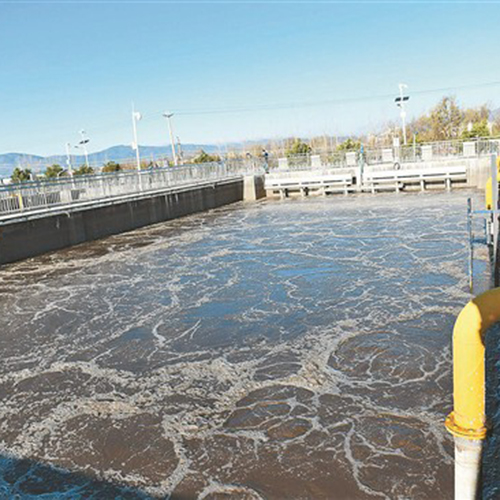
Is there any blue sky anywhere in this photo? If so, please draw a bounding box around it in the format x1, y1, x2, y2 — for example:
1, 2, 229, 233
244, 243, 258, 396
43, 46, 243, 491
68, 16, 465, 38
0, 1, 499, 156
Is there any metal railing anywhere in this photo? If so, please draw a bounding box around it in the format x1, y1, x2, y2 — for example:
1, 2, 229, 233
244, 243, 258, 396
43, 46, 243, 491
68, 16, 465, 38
4, 137, 500, 181
267, 138, 500, 171
0, 159, 263, 219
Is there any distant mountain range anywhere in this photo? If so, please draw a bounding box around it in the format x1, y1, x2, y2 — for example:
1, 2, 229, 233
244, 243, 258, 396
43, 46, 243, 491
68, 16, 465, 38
0, 144, 219, 178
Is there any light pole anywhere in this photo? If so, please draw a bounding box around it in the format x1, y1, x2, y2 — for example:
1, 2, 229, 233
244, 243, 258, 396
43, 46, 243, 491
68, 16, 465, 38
65, 142, 73, 176
132, 104, 142, 172
395, 83, 410, 146
162, 112, 178, 166
176, 136, 184, 164
78, 129, 90, 167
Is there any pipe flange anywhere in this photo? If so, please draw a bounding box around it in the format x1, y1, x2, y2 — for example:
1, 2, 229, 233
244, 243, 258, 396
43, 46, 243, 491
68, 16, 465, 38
445, 412, 487, 440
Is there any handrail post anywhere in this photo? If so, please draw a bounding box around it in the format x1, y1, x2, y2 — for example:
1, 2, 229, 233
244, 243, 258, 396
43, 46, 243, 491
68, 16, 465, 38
445, 288, 500, 499
17, 191, 24, 212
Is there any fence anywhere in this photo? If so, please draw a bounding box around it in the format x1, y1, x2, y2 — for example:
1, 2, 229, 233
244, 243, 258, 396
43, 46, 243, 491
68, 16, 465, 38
0, 159, 263, 219
269, 138, 500, 171
5, 138, 500, 180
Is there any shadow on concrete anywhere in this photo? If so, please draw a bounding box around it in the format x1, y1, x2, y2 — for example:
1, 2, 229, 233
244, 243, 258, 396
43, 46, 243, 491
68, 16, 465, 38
0, 453, 188, 499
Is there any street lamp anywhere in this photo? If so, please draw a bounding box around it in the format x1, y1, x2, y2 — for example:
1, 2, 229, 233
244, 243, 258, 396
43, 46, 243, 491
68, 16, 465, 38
132, 104, 142, 172
176, 136, 184, 164
395, 83, 410, 146
162, 112, 178, 166
65, 142, 73, 176
77, 129, 90, 167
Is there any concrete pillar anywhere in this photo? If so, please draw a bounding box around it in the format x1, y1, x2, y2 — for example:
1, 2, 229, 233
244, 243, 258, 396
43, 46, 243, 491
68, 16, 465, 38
382, 148, 393, 163
278, 158, 288, 171
346, 152, 357, 167
243, 175, 266, 201
355, 166, 363, 187
422, 145, 433, 161
466, 157, 491, 189
310, 155, 322, 169
60, 189, 73, 204
463, 142, 476, 158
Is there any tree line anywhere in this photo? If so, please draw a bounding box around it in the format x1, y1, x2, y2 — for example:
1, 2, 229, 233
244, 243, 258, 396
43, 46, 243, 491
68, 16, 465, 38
238, 96, 499, 157
402, 96, 495, 143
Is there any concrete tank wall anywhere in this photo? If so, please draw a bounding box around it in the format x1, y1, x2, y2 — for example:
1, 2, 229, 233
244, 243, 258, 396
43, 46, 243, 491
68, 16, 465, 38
365, 156, 492, 189
0, 179, 245, 265
465, 156, 491, 189
243, 175, 267, 201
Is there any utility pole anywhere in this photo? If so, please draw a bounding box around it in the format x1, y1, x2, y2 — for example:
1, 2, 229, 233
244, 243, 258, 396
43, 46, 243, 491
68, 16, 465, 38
395, 83, 410, 146
131, 103, 142, 172
162, 112, 178, 166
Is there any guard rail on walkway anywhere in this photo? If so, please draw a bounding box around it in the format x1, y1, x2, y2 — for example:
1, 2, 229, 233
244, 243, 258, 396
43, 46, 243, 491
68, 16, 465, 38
265, 170, 354, 197
0, 160, 263, 220
364, 166, 467, 193
267, 138, 500, 171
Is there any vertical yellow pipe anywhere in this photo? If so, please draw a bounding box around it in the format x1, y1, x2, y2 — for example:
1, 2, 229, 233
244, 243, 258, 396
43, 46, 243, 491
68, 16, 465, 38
446, 287, 500, 438
17, 192, 24, 211
485, 157, 500, 210
486, 176, 493, 210
446, 288, 500, 499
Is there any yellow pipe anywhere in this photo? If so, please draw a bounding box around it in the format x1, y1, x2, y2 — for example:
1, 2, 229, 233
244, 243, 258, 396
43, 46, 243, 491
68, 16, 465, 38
16, 193, 24, 211
485, 177, 493, 210
445, 287, 500, 439
485, 157, 500, 210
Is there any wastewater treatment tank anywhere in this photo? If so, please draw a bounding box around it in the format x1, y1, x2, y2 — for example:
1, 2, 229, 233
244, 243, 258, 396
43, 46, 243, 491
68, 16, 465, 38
0, 190, 498, 499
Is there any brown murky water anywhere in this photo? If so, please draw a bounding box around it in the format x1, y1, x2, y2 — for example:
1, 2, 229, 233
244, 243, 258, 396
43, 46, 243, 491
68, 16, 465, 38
0, 191, 494, 499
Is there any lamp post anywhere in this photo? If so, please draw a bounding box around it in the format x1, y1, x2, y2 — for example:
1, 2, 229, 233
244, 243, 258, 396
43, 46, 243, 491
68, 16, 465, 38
162, 112, 178, 166
78, 129, 90, 167
176, 137, 184, 163
395, 83, 410, 146
132, 104, 142, 172
65, 142, 73, 176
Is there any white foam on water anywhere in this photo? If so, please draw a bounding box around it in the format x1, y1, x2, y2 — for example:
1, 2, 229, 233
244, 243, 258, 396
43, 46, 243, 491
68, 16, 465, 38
0, 190, 492, 498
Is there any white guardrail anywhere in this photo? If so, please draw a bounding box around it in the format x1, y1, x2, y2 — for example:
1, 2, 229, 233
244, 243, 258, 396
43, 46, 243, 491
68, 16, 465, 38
0, 160, 263, 220
267, 138, 500, 171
